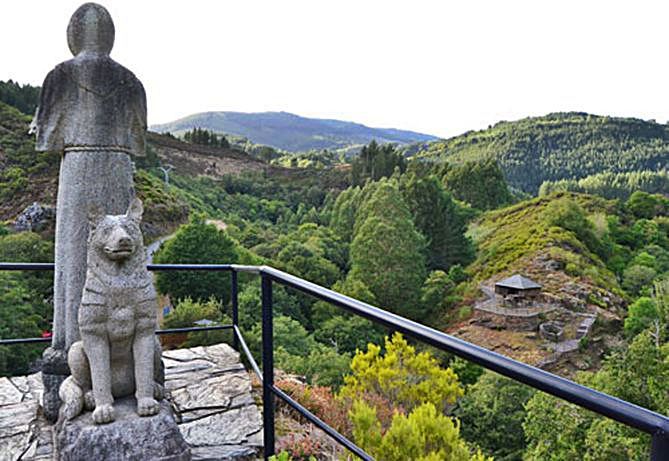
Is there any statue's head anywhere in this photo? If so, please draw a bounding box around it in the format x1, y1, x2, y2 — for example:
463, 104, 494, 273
88, 198, 144, 262
67, 3, 115, 56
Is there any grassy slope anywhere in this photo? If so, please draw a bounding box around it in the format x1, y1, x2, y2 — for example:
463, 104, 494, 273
0, 101, 59, 220
417, 112, 669, 194
448, 192, 628, 373
465, 192, 625, 308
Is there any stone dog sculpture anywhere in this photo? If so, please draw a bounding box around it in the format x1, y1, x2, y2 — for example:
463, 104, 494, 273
59, 198, 164, 424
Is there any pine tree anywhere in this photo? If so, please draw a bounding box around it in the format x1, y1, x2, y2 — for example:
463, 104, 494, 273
402, 174, 474, 270
351, 140, 406, 186
442, 158, 512, 210
347, 182, 426, 318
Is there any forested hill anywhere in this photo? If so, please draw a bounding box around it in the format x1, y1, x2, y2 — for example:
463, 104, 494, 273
151, 111, 438, 153
415, 112, 669, 194
0, 98, 346, 236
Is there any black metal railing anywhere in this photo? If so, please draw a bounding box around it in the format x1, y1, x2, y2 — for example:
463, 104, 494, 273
1, 262, 668, 461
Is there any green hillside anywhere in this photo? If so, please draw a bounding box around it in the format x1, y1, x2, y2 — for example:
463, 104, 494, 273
151, 111, 438, 153
4, 89, 669, 459
416, 112, 669, 194
0, 100, 59, 219
465, 192, 624, 302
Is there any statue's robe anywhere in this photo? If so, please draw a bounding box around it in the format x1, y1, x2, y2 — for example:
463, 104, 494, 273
35, 54, 146, 351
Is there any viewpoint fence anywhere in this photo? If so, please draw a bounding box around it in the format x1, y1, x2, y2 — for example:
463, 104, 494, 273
1, 262, 668, 460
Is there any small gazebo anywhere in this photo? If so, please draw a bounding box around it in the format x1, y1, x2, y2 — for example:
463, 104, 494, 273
495, 274, 542, 307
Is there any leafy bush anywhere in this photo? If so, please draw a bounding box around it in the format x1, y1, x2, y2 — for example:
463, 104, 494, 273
524, 332, 669, 460
349, 400, 490, 461
247, 316, 350, 387
622, 265, 657, 296
313, 314, 384, 355
154, 214, 239, 303
456, 372, 536, 460
237, 282, 306, 329
624, 297, 659, 338
163, 297, 231, 348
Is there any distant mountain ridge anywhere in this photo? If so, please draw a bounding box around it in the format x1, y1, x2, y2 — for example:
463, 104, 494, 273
151, 111, 438, 153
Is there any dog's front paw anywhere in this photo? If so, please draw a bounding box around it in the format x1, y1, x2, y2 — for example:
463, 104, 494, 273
92, 403, 115, 424
137, 397, 159, 416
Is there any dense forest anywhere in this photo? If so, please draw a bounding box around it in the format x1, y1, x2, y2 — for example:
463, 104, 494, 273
0, 80, 39, 116
415, 112, 669, 194
539, 169, 669, 200
2, 84, 669, 459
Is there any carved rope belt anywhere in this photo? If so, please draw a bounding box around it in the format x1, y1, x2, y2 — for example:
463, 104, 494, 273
64, 145, 134, 155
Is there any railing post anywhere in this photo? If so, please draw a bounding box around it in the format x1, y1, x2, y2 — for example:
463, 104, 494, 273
231, 271, 239, 351
651, 433, 669, 461
261, 274, 275, 459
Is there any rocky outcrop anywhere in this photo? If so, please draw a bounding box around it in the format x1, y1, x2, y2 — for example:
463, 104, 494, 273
164, 344, 263, 460
0, 342, 262, 461
12, 203, 55, 233
0, 373, 52, 461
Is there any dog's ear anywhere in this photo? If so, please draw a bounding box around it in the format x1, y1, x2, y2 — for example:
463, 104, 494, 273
126, 198, 143, 222
88, 204, 105, 228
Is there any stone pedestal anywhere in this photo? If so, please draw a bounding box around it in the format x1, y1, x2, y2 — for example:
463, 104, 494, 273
41, 347, 69, 422
56, 398, 191, 461
2, 343, 262, 460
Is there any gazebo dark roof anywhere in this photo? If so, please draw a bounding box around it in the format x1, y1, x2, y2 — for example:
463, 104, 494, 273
495, 274, 542, 290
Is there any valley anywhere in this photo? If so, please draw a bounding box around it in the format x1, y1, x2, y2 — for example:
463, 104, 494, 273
2, 79, 669, 459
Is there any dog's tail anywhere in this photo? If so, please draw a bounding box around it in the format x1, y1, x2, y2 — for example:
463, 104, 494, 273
59, 376, 84, 421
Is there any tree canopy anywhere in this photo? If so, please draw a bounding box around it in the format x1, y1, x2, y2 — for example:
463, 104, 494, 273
154, 214, 240, 303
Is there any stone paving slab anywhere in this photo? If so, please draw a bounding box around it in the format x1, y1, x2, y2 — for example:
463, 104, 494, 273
0, 342, 262, 461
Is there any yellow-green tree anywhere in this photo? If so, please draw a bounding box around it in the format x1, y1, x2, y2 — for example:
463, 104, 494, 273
341, 333, 485, 460
350, 401, 490, 461
341, 332, 463, 413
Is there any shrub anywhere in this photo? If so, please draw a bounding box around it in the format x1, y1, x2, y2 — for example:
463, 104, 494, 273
163, 297, 231, 348
622, 264, 657, 296
456, 372, 535, 460
276, 380, 351, 435
624, 297, 659, 338
340, 332, 463, 414
275, 434, 321, 461
349, 400, 490, 461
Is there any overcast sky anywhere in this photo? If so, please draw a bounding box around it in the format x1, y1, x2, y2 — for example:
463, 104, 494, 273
2, 1, 669, 138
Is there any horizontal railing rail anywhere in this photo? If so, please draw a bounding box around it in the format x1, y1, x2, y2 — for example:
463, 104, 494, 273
0, 325, 233, 346
1, 262, 668, 460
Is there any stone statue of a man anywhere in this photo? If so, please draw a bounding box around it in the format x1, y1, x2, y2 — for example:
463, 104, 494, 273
34, 2, 147, 421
